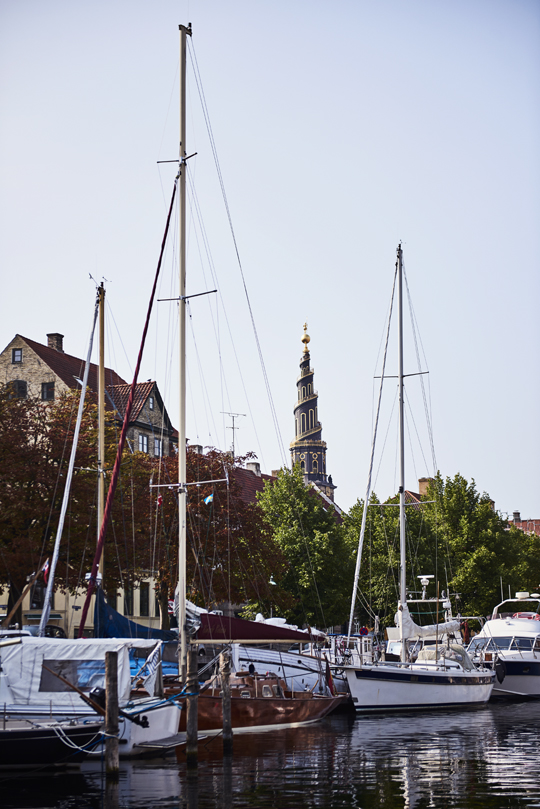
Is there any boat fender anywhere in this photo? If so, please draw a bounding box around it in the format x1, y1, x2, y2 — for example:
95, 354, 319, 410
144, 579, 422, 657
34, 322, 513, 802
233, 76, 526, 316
495, 658, 506, 684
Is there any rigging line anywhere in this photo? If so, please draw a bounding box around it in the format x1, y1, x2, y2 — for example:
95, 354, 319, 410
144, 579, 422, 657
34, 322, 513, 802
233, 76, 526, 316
403, 265, 437, 474
404, 388, 430, 476
186, 169, 268, 467
347, 264, 397, 642
77, 176, 178, 637
187, 302, 220, 443
185, 175, 235, 434
188, 42, 286, 466
372, 385, 399, 494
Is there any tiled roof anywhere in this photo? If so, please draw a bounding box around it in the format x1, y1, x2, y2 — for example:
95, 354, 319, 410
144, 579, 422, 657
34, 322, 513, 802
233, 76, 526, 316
107, 381, 155, 422
22, 335, 127, 395
232, 467, 275, 504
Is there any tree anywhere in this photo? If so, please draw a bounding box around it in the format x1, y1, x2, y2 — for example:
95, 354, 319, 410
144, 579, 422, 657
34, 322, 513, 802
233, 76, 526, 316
257, 465, 354, 628
343, 472, 540, 629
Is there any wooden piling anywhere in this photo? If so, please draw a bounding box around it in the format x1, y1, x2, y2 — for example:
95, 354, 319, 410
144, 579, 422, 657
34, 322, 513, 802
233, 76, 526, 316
105, 650, 119, 777
219, 651, 233, 755
185, 645, 199, 768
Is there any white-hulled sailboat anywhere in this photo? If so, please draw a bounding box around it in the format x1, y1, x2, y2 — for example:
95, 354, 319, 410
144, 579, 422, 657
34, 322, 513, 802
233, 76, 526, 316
343, 244, 495, 711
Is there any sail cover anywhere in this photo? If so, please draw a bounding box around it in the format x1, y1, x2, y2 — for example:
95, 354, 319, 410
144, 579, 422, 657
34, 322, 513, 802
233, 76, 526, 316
396, 603, 461, 639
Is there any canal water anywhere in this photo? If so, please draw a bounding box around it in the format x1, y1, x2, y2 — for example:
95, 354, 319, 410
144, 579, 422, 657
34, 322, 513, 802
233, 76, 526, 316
2, 701, 539, 808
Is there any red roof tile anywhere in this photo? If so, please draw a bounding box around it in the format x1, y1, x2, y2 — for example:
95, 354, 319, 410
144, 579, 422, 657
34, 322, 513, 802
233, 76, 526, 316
22, 335, 127, 395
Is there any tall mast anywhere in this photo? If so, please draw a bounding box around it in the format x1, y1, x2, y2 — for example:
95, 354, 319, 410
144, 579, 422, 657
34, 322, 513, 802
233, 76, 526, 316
98, 282, 105, 580
397, 244, 407, 658
178, 23, 191, 683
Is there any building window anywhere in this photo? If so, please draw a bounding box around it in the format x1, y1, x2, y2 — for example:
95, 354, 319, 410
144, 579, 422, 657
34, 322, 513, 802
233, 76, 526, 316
41, 382, 55, 401
140, 583, 150, 617
149, 396, 154, 411
12, 348, 22, 363
138, 433, 148, 453
312, 460, 318, 473
124, 586, 134, 616
9, 380, 27, 399
107, 590, 118, 610
300, 460, 305, 472
155, 596, 160, 618
30, 580, 52, 609
154, 438, 162, 457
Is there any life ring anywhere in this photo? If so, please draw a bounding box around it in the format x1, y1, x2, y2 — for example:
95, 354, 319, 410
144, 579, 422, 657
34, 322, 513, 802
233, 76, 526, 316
359, 626, 368, 636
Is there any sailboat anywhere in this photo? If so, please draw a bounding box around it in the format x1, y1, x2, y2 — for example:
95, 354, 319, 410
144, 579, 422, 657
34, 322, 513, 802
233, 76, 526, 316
343, 245, 495, 711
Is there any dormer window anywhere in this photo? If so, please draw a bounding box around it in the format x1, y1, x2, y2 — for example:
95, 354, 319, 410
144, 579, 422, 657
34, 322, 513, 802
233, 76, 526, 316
149, 396, 154, 411
12, 348, 22, 363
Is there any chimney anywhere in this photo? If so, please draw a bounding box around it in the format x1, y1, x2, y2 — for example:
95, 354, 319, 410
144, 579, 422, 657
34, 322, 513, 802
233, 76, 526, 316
418, 477, 433, 497
188, 444, 204, 455
47, 333, 64, 352
513, 511, 521, 522
246, 461, 261, 477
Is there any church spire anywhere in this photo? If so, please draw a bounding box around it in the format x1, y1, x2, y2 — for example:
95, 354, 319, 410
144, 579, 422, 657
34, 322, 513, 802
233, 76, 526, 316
290, 324, 336, 500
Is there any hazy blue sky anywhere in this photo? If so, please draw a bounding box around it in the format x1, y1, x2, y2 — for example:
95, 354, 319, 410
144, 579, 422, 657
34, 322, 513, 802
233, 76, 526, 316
1, 0, 539, 521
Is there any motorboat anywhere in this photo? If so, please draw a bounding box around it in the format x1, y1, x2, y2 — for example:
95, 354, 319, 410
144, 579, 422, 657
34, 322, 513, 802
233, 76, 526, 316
467, 592, 540, 698
0, 717, 103, 769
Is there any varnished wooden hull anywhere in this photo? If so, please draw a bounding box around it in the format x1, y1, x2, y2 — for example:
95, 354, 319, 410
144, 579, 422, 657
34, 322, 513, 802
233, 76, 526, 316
178, 692, 346, 734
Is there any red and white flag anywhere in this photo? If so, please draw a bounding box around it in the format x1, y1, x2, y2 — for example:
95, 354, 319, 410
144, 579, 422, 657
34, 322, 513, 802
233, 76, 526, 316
42, 558, 50, 584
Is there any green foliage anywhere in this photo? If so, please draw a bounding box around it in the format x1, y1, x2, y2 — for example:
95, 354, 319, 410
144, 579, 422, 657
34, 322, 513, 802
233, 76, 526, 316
343, 472, 540, 628
257, 465, 354, 628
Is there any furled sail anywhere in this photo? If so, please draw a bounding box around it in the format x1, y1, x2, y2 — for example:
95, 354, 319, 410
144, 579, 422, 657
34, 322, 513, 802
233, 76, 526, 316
396, 603, 460, 639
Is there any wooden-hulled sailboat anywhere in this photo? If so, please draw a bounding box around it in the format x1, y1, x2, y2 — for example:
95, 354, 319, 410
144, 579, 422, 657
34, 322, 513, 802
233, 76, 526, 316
343, 245, 495, 711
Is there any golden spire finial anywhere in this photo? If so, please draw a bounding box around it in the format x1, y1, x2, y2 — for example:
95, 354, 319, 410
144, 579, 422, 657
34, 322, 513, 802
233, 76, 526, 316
301, 322, 310, 354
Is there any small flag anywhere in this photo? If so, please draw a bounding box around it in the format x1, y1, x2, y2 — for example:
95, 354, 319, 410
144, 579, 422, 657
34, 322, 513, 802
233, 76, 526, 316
42, 559, 50, 584
204, 494, 213, 505
157, 495, 163, 507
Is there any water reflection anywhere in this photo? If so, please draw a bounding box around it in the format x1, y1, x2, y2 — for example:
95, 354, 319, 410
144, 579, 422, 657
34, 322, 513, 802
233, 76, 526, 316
1, 702, 539, 808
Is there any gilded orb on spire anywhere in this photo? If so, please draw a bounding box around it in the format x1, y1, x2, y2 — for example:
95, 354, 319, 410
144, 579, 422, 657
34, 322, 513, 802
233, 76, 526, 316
301, 323, 310, 354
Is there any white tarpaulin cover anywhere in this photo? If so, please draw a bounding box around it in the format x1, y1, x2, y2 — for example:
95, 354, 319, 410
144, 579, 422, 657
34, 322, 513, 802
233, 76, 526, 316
0, 637, 159, 706
395, 604, 461, 640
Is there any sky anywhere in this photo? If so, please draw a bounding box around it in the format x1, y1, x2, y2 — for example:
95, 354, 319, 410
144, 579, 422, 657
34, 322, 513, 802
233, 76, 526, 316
1, 0, 539, 521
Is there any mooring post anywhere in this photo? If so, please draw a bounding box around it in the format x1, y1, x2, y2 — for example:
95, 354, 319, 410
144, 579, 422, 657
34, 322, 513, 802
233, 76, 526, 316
220, 650, 233, 755
186, 644, 199, 768
105, 650, 119, 777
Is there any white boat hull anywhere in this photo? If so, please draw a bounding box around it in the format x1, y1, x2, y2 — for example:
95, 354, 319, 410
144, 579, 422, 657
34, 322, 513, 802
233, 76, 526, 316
4, 700, 181, 758
491, 655, 540, 698
345, 663, 495, 711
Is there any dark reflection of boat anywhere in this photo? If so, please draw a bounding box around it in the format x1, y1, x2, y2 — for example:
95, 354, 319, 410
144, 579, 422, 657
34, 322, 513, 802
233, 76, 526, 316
0, 718, 103, 769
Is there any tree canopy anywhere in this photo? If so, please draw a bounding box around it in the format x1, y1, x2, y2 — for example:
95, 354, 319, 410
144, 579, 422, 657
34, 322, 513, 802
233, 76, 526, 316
256, 465, 354, 628
343, 473, 540, 629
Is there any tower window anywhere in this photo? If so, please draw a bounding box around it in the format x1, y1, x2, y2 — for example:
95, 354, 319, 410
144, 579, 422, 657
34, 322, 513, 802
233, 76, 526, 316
301, 413, 306, 433
309, 409, 314, 429
313, 460, 318, 473
302, 386, 306, 399
300, 460, 305, 472
307, 383, 311, 395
